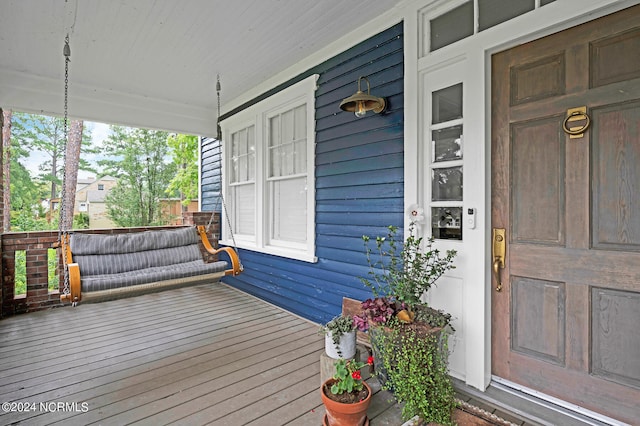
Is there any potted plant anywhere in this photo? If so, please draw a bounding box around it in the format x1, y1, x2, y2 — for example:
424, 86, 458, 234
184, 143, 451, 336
319, 315, 357, 359
320, 356, 374, 426
354, 221, 458, 425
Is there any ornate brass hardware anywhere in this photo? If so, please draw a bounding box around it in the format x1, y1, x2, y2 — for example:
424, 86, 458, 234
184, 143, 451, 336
492, 228, 506, 292
562, 106, 590, 139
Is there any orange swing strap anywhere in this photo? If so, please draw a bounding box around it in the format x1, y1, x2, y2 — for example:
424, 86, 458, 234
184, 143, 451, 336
196, 225, 242, 276
57, 234, 81, 304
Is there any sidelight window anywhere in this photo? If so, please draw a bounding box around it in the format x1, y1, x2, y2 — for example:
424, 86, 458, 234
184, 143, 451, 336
430, 83, 463, 240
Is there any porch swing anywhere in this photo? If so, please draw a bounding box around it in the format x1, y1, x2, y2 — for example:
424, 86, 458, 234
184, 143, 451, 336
56, 37, 242, 306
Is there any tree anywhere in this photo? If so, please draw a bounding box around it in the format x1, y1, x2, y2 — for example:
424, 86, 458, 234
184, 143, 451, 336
166, 133, 198, 209
10, 112, 97, 204
2, 110, 50, 231
101, 126, 175, 227
9, 161, 49, 231
60, 120, 83, 231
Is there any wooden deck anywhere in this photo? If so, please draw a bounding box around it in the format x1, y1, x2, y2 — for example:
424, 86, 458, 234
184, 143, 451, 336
0, 283, 404, 425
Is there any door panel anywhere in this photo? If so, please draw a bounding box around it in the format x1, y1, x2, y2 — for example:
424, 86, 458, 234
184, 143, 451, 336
491, 5, 640, 423
592, 287, 640, 389
509, 53, 565, 106
511, 277, 565, 365
511, 116, 565, 245
592, 100, 640, 250
590, 27, 640, 88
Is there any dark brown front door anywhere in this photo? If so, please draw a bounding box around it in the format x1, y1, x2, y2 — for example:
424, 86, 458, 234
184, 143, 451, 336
491, 5, 640, 423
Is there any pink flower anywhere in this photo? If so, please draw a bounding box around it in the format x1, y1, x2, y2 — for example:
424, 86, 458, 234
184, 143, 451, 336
353, 314, 369, 331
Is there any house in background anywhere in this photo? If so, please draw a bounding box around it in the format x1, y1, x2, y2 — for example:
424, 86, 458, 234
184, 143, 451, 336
74, 177, 199, 227
74, 176, 117, 228
1, 1, 638, 424
160, 198, 199, 225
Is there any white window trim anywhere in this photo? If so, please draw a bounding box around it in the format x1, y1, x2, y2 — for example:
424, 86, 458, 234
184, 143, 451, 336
220, 74, 318, 263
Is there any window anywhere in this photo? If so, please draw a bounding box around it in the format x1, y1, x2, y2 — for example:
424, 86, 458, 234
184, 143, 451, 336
98, 184, 104, 190
267, 104, 308, 245
478, 0, 535, 32
229, 125, 256, 237
430, 2, 473, 52
430, 83, 463, 240
79, 202, 88, 212
422, 0, 555, 54
221, 75, 318, 262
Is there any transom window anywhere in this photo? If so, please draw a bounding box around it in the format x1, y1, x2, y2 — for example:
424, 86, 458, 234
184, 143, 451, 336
221, 75, 318, 262
422, 0, 556, 54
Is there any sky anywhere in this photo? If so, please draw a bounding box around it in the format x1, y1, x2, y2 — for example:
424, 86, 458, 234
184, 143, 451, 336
23, 121, 112, 180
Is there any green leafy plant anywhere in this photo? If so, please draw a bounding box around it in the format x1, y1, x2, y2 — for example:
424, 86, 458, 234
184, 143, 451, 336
357, 222, 458, 424
14, 250, 26, 296
362, 222, 457, 307
373, 325, 456, 424
73, 213, 90, 229
47, 248, 59, 291
319, 315, 356, 357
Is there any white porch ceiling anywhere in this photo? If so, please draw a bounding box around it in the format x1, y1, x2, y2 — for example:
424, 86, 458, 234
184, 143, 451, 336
0, 0, 403, 135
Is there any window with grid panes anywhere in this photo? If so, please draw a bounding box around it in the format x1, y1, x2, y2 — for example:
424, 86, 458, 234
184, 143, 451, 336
221, 75, 317, 262
229, 125, 256, 238
267, 104, 308, 245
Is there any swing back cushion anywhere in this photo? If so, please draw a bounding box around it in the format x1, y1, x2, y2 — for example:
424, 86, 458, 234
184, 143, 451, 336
69, 227, 229, 300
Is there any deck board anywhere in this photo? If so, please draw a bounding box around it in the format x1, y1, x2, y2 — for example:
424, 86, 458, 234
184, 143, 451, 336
0, 284, 408, 425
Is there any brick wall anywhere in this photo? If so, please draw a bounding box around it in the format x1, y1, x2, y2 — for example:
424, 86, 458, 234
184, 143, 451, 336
1, 231, 60, 316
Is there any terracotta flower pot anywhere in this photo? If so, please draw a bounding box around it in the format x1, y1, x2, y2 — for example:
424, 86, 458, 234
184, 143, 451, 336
321, 378, 371, 426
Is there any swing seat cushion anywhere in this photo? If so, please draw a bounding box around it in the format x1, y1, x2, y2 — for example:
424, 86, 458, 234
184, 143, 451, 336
70, 227, 228, 294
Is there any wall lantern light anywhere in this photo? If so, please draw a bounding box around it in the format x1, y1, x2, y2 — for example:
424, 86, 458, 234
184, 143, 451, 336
339, 76, 386, 118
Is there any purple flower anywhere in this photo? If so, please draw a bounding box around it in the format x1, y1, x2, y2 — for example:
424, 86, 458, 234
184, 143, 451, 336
353, 314, 369, 331
360, 297, 396, 326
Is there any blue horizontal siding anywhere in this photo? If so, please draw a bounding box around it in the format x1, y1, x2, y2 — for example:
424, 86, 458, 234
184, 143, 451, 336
317, 109, 404, 144
316, 152, 403, 177
201, 22, 404, 324
316, 182, 403, 200
318, 31, 402, 88
316, 125, 404, 154
317, 223, 397, 238
200, 136, 222, 212
317, 168, 403, 188
317, 211, 403, 227
316, 197, 404, 212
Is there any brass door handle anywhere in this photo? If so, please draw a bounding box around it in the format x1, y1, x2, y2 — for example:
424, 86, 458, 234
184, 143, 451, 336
492, 229, 506, 292
493, 258, 503, 292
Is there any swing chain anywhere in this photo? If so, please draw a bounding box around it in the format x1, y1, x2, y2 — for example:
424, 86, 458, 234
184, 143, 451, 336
59, 33, 74, 304
216, 73, 222, 140
210, 193, 242, 271
207, 75, 242, 271
210, 194, 236, 245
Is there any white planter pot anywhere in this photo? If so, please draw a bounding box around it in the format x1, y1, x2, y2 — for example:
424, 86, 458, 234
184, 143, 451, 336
325, 330, 356, 359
